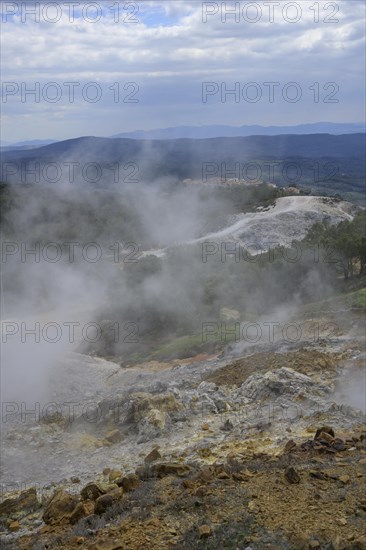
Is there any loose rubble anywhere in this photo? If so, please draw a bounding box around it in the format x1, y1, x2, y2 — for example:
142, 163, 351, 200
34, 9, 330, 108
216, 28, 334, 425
1, 322, 365, 549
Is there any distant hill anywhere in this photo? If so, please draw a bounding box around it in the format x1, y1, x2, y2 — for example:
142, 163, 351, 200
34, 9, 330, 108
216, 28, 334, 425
112, 123, 365, 140
2, 123, 363, 150
2, 133, 364, 162
1, 133, 365, 202
0, 139, 58, 151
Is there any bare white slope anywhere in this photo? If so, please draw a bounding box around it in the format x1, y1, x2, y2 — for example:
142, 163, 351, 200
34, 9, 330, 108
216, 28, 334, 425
141, 196, 359, 258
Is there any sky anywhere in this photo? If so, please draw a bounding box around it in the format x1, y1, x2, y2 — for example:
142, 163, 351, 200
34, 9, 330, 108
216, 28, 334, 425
0, 0, 365, 142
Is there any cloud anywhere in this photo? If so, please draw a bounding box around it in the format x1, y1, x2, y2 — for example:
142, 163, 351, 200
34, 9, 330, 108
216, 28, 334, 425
1, 1, 365, 141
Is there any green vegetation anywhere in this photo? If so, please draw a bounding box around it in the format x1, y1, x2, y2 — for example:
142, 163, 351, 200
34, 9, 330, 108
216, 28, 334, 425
1, 181, 365, 364
301, 286, 366, 316
304, 211, 366, 279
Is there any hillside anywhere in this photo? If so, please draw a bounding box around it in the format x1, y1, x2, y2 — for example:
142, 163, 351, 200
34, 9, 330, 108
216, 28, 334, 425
2, 134, 365, 162
112, 122, 365, 139
1, 134, 364, 203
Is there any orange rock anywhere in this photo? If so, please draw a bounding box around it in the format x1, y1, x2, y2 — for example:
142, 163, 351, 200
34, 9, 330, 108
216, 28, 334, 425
144, 448, 162, 463
198, 524, 211, 538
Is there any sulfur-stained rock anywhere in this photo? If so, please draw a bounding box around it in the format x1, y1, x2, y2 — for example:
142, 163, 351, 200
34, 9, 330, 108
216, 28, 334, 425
146, 409, 166, 429
71, 537, 85, 545
135, 405, 172, 442
190, 393, 218, 415
151, 462, 191, 478
0, 487, 40, 518
144, 448, 162, 463
217, 471, 230, 479
339, 475, 350, 484
69, 502, 88, 525
94, 488, 123, 515
309, 470, 329, 481
232, 472, 250, 482
125, 392, 182, 426
109, 469, 122, 483
285, 466, 300, 484
238, 367, 328, 402
42, 490, 79, 525
116, 474, 140, 492
198, 524, 212, 538
284, 440, 297, 453
80, 482, 108, 501
248, 500, 260, 513
105, 429, 122, 444
314, 426, 335, 439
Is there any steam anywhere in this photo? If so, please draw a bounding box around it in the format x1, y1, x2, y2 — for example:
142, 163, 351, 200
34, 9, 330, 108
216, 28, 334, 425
335, 361, 366, 413
0, 179, 226, 404
0, 174, 360, 409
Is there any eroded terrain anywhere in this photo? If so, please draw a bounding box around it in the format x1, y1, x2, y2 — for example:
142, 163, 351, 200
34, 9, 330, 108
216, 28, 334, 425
1, 309, 365, 550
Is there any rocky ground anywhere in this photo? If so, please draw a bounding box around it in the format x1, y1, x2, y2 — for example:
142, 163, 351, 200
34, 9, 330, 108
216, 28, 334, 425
1, 312, 365, 549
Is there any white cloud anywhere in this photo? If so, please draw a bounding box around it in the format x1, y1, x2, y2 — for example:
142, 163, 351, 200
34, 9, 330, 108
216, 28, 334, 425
0, 1, 364, 140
